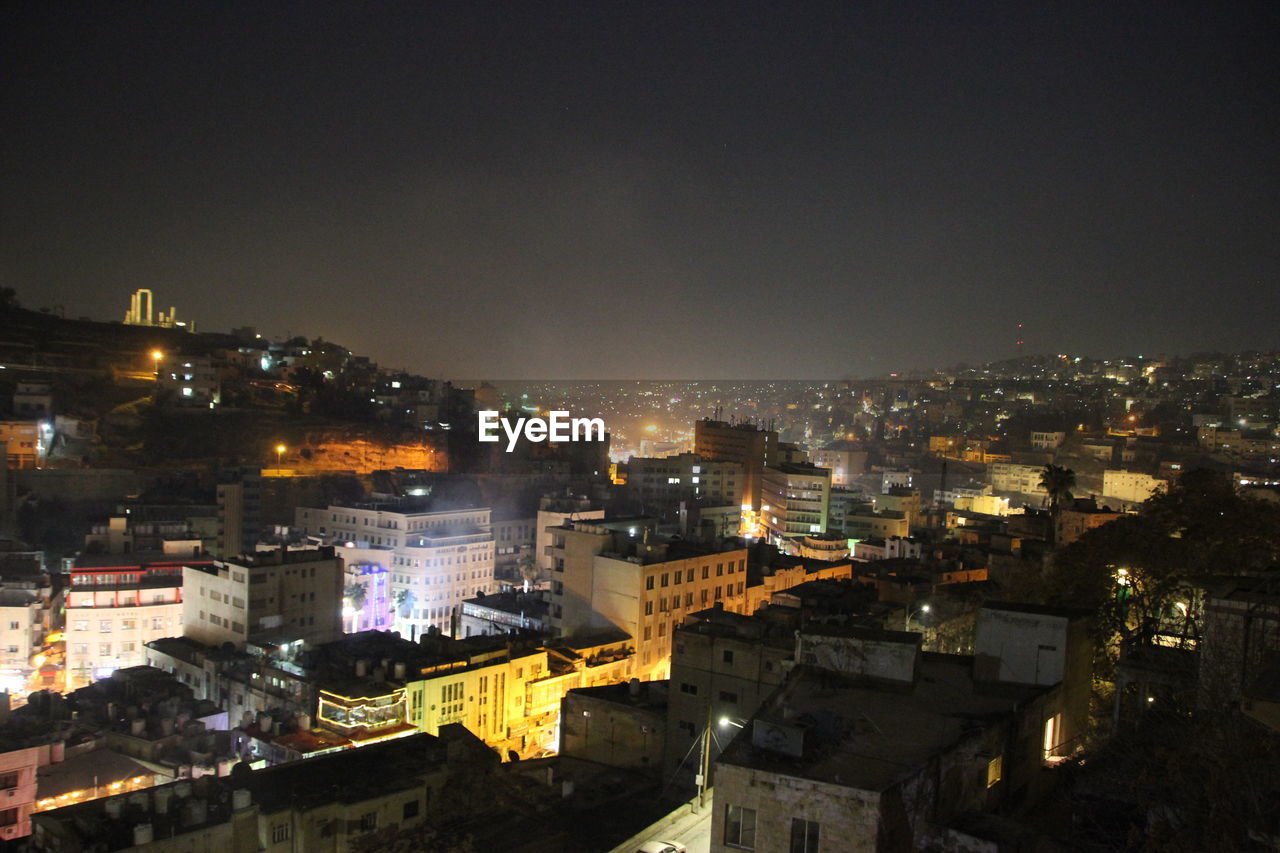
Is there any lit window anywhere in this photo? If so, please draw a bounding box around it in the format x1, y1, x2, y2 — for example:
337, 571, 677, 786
986, 755, 1003, 787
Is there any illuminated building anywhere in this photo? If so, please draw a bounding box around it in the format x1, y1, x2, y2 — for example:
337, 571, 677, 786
154, 354, 219, 407
546, 517, 749, 678
535, 492, 604, 577
182, 548, 343, 651
0, 422, 42, 469
694, 419, 778, 513
1101, 469, 1167, 505
64, 557, 192, 689
808, 441, 868, 486
293, 500, 495, 640
760, 463, 832, 543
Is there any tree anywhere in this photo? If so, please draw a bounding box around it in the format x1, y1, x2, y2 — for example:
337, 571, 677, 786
393, 588, 415, 617
344, 581, 367, 613
516, 549, 539, 591
1046, 469, 1280, 653
1040, 463, 1076, 514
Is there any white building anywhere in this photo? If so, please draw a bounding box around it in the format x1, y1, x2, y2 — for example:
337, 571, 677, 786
65, 559, 187, 689
1030, 431, 1066, 451
294, 501, 495, 640
182, 548, 343, 650
0, 589, 43, 681
989, 462, 1048, 496
1101, 470, 1167, 505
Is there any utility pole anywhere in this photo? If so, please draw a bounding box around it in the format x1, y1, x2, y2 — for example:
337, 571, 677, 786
697, 701, 713, 812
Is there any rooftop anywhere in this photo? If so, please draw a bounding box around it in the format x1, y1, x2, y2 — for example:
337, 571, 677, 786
718, 658, 1046, 792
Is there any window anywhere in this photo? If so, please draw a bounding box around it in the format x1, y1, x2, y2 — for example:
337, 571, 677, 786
646, 576, 655, 590
680, 682, 698, 695
7, 622, 17, 631
272, 823, 291, 843
724, 804, 756, 849
359, 812, 377, 831
661, 573, 669, 587
0, 772, 18, 790
686, 568, 693, 582
986, 755, 1003, 788
99, 620, 112, 632
702, 566, 709, 579
789, 818, 820, 853
723, 649, 735, 664
645, 601, 654, 616
403, 799, 419, 820
720, 690, 738, 703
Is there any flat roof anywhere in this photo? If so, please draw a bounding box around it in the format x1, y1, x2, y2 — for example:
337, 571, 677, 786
718, 658, 1045, 793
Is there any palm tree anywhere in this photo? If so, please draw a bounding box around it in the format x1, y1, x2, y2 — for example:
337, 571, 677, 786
1040, 464, 1076, 544
517, 550, 539, 592
343, 581, 367, 613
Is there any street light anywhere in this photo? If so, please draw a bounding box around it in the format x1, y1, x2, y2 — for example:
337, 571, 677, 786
905, 602, 931, 631
275, 444, 286, 469
698, 714, 748, 811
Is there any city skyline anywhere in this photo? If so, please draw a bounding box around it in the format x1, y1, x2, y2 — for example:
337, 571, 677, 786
3, 2, 1278, 379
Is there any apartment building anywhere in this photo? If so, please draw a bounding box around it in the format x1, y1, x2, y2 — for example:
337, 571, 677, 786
182, 548, 342, 650
694, 419, 778, 513
546, 517, 749, 678
65, 558, 191, 689
808, 441, 868, 487
664, 608, 793, 789
989, 462, 1048, 496
623, 453, 745, 511
0, 588, 43, 672
760, 463, 832, 543
294, 500, 496, 639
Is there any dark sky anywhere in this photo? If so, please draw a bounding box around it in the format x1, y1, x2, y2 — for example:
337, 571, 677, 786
3, 2, 1278, 379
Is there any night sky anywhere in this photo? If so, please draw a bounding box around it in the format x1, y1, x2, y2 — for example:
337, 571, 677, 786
2, 2, 1277, 379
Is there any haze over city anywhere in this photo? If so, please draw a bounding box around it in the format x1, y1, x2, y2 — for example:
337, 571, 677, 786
4, 2, 1278, 378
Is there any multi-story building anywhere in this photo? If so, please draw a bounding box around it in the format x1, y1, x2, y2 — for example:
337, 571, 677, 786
875, 486, 921, 531
294, 500, 496, 640
1102, 469, 1167, 505
664, 608, 793, 789
844, 508, 909, 540
491, 513, 536, 586
1030, 430, 1066, 451
0, 422, 43, 469
694, 419, 778, 514
216, 468, 262, 559
808, 441, 868, 486
989, 462, 1048, 497
65, 557, 191, 689
155, 354, 219, 407
623, 453, 745, 514
534, 492, 605, 576
760, 463, 832, 543
546, 517, 750, 678
182, 548, 343, 650
0, 587, 43, 674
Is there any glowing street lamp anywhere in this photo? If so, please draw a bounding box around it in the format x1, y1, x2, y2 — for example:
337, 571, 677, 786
275, 444, 286, 469
905, 602, 931, 631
